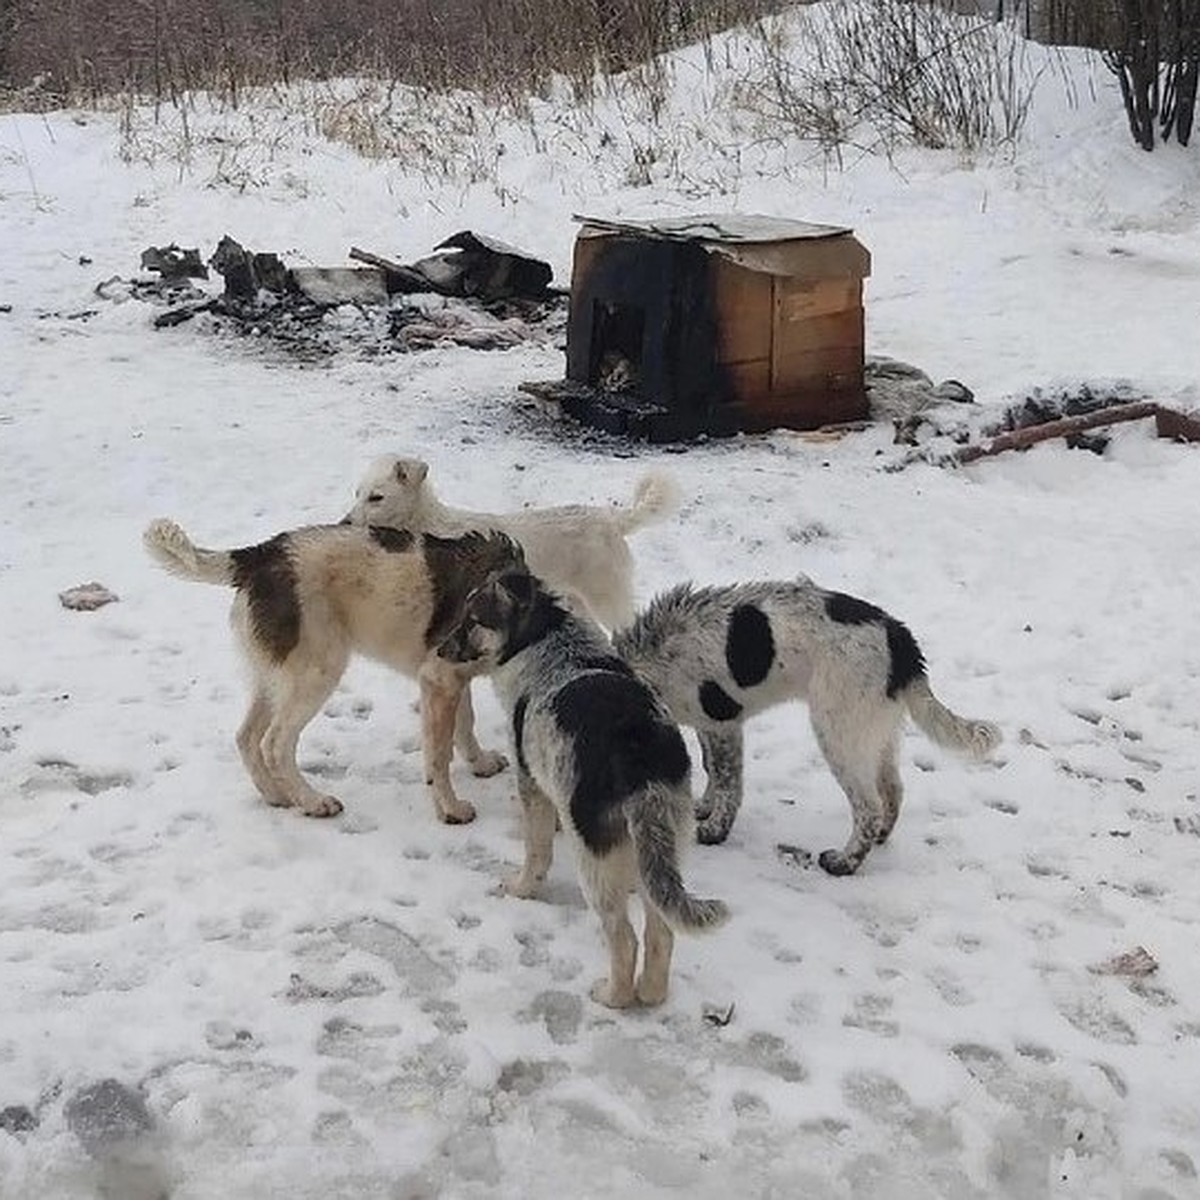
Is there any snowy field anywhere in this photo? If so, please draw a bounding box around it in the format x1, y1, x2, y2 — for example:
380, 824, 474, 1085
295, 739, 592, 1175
3, 16, 1200, 1200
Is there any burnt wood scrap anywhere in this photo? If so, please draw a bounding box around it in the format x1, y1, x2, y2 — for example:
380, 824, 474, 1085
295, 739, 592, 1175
347, 247, 433, 292
895, 386, 1200, 468
143, 232, 555, 311
519, 379, 679, 442
990, 386, 1148, 435
95, 243, 211, 307
128, 233, 564, 354
140, 244, 208, 280
350, 233, 557, 301
209, 235, 290, 299
951, 402, 1161, 464
1153, 405, 1200, 443
427, 231, 556, 301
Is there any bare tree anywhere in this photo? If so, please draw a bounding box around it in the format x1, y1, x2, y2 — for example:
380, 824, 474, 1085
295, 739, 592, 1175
1044, 0, 1199, 148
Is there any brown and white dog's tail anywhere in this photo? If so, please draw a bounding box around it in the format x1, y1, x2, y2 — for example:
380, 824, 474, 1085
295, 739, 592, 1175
143, 518, 237, 586
612, 471, 681, 537
627, 783, 730, 933
904, 675, 1001, 758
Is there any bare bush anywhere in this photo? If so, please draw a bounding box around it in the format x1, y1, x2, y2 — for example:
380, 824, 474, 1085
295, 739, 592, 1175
738, 0, 1044, 158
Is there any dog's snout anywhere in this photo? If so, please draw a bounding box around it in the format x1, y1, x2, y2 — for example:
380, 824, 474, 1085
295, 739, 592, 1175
439, 626, 475, 663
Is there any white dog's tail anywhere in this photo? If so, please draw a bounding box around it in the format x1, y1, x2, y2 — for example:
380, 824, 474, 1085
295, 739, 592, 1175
904, 676, 1001, 758
612, 471, 681, 536
627, 783, 730, 933
143, 518, 238, 586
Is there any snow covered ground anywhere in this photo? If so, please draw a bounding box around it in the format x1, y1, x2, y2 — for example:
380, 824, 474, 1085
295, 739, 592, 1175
2, 15, 1200, 1199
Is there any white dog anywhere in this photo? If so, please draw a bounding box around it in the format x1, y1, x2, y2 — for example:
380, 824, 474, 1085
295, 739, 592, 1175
614, 579, 1002, 875
344, 455, 679, 630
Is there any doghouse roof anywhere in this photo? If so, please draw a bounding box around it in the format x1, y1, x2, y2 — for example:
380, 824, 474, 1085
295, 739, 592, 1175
573, 212, 870, 281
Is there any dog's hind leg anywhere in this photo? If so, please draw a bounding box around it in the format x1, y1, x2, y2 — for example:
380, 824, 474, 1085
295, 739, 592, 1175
236, 686, 288, 806
695, 727, 744, 844
635, 901, 675, 1007
502, 770, 557, 899
418, 660, 475, 824
453, 684, 508, 778
875, 734, 904, 845
810, 708, 884, 876
579, 845, 639, 1008
259, 656, 347, 818
585, 546, 637, 631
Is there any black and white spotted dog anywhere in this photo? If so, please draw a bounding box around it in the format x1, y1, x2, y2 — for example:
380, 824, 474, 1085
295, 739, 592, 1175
438, 569, 728, 1009
613, 580, 1002, 876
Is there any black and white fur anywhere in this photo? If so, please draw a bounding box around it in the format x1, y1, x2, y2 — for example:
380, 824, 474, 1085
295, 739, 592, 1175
438, 569, 728, 1008
614, 580, 1002, 876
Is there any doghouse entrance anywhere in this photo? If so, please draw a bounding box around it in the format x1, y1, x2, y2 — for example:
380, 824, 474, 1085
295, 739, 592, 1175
590, 301, 645, 392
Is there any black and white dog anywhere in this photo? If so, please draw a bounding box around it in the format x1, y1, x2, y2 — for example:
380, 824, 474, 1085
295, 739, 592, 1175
614, 580, 1001, 876
438, 569, 728, 1009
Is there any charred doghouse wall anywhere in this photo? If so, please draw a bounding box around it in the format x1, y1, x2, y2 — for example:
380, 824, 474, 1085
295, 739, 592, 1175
562, 215, 871, 440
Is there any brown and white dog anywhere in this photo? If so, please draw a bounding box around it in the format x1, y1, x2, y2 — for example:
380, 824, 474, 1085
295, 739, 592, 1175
143, 518, 523, 822
343, 455, 679, 630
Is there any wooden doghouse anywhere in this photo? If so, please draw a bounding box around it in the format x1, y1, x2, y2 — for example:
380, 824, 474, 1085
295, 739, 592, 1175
570, 213, 871, 437
526, 214, 871, 441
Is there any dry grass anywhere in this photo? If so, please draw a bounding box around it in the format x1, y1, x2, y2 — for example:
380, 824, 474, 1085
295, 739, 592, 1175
0, 0, 1077, 187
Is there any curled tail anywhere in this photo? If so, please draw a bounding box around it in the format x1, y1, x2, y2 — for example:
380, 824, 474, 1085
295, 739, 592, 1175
142, 518, 237, 586
613, 471, 681, 536
626, 782, 729, 932
904, 675, 1001, 758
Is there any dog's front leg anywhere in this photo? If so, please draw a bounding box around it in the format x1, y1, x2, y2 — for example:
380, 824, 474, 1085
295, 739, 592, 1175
418, 661, 476, 824
453, 684, 508, 778
502, 770, 556, 898
696, 727, 744, 844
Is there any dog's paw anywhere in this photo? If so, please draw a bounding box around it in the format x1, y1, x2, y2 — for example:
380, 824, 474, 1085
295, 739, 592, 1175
590, 978, 637, 1009
439, 799, 477, 825
468, 749, 508, 778
500, 872, 541, 899
300, 794, 344, 818
635, 977, 668, 1007
817, 848, 861, 877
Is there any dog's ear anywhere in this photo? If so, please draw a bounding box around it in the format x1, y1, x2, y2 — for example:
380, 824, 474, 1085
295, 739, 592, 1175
497, 570, 537, 609
464, 577, 509, 628
506, 534, 527, 569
